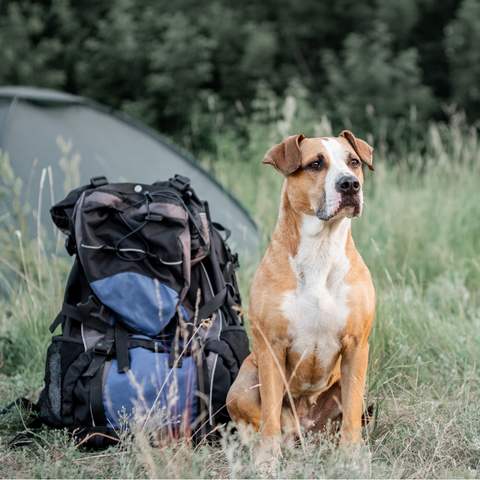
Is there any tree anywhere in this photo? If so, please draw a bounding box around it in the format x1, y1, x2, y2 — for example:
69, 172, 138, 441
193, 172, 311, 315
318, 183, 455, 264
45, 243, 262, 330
321, 22, 435, 129
445, 0, 480, 121
0, 0, 475, 149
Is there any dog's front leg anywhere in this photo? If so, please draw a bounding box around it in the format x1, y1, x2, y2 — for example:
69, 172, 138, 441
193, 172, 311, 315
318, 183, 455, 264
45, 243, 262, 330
255, 336, 288, 462
340, 335, 369, 447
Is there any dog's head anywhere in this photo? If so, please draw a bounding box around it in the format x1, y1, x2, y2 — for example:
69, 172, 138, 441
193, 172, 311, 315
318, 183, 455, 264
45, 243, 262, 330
263, 131, 374, 221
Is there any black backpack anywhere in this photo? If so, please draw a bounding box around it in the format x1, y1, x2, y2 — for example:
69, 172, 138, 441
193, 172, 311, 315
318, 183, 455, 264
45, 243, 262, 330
7, 174, 250, 448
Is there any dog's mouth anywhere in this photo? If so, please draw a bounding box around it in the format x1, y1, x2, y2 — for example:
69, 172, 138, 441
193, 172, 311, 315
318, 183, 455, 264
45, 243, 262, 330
316, 195, 362, 221
335, 196, 361, 218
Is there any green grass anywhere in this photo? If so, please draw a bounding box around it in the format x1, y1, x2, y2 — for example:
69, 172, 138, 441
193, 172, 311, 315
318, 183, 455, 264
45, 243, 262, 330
1, 110, 480, 478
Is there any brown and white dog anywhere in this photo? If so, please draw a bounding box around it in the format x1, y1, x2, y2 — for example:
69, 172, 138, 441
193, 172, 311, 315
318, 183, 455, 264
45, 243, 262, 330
227, 131, 375, 462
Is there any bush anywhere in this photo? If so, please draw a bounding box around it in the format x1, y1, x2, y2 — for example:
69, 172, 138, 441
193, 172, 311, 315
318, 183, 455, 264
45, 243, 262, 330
321, 22, 436, 131
0, 0, 475, 150
445, 0, 480, 122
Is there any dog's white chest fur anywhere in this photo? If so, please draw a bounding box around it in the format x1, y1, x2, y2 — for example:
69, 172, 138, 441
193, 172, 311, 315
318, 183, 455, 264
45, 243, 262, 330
282, 215, 351, 391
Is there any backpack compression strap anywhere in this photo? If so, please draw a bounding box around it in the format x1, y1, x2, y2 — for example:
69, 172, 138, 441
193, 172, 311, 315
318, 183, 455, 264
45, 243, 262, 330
50, 302, 110, 334
52, 302, 131, 374
195, 288, 227, 326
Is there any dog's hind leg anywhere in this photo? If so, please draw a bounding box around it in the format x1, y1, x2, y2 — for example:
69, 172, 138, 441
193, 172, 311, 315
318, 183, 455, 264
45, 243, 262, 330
309, 379, 343, 437
227, 353, 262, 438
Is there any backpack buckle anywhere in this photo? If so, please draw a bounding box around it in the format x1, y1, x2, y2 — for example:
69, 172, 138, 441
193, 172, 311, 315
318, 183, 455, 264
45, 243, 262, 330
77, 295, 101, 316
170, 174, 191, 193
90, 176, 108, 188
93, 336, 115, 356
225, 282, 237, 298
223, 256, 239, 279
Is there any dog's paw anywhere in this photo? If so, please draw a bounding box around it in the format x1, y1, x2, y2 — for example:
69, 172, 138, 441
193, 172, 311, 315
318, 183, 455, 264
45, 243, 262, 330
255, 444, 281, 477
258, 461, 275, 478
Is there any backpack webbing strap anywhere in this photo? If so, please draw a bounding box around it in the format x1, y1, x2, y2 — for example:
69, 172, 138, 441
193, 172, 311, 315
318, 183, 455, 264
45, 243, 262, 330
0, 397, 40, 416
212, 222, 232, 241
193, 352, 211, 440
57, 303, 110, 334
9, 429, 35, 447
1, 399, 42, 447
49, 313, 63, 333
71, 426, 120, 448
8, 417, 43, 447
83, 328, 114, 378
115, 322, 130, 373
90, 362, 107, 427
169, 325, 183, 368
128, 338, 168, 353
83, 353, 108, 378
187, 269, 202, 308
196, 288, 227, 325
225, 287, 241, 325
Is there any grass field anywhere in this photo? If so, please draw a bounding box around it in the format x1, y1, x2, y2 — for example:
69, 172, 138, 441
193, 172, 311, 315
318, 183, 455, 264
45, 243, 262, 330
1, 107, 480, 478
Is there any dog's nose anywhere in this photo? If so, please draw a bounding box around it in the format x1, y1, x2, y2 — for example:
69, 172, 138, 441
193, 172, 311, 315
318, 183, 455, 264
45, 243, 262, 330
336, 175, 360, 195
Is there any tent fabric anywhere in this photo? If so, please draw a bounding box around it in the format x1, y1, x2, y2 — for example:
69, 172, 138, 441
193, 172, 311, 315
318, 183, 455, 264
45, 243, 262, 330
0, 86, 259, 257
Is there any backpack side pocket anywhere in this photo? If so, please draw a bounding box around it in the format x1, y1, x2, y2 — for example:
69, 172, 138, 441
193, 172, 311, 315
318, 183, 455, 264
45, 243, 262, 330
37, 336, 85, 427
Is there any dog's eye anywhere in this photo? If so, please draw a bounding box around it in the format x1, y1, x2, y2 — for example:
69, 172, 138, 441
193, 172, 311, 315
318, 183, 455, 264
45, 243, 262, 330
309, 161, 321, 169
350, 158, 360, 167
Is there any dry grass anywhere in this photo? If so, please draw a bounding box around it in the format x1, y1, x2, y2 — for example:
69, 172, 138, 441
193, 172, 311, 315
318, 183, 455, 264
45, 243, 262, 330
1, 105, 480, 477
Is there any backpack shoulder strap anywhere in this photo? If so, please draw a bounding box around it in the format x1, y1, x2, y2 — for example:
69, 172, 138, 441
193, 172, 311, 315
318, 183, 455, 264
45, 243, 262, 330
196, 288, 228, 325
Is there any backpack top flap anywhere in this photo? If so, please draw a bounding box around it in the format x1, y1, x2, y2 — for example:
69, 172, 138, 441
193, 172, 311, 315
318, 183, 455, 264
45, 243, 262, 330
50, 185, 100, 238
56, 177, 211, 336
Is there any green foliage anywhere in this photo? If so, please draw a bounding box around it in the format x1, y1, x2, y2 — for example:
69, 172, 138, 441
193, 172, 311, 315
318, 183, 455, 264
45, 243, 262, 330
321, 22, 435, 130
376, 0, 420, 46
0, 149, 29, 234
445, 0, 480, 121
0, 1, 66, 88
0, 0, 474, 151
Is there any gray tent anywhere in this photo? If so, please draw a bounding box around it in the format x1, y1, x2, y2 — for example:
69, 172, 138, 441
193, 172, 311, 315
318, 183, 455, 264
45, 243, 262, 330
0, 86, 259, 257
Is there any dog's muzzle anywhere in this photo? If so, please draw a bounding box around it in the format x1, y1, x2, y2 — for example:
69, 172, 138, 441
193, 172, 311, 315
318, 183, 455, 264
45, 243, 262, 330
316, 175, 363, 221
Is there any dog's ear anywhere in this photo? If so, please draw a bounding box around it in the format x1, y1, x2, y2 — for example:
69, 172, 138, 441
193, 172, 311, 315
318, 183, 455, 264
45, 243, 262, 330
340, 130, 374, 171
262, 134, 306, 175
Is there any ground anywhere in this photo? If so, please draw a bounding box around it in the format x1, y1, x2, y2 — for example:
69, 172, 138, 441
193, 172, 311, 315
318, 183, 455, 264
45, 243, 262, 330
1, 113, 480, 478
